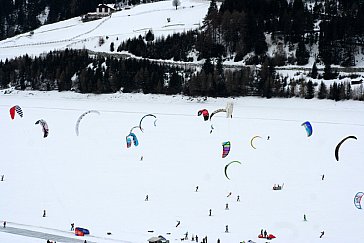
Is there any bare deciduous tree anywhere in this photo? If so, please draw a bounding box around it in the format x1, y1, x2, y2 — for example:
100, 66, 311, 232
172, 0, 181, 10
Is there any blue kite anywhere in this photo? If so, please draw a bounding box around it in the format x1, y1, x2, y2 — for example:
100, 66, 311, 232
301, 121, 313, 137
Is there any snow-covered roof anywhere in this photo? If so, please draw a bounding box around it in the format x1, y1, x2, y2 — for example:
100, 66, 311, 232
97, 3, 116, 10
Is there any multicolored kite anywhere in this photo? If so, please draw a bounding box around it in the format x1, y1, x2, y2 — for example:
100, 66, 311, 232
222, 141, 231, 158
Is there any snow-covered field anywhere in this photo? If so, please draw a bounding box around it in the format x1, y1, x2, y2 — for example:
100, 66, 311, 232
0, 90, 363, 243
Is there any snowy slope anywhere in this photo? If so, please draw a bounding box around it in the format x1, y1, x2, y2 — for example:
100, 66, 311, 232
0, 0, 209, 61
0, 90, 363, 243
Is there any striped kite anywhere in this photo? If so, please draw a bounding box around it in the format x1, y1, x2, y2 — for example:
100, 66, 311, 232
10, 105, 23, 119
222, 141, 231, 158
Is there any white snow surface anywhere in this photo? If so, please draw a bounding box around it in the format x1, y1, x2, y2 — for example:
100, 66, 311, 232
0, 90, 363, 243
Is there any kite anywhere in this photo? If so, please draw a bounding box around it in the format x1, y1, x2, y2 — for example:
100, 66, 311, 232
335, 135, 357, 161
250, 135, 262, 149
139, 114, 157, 132
301, 121, 313, 137
210, 108, 227, 121
354, 192, 364, 209
224, 160, 241, 180
222, 141, 231, 158
198, 109, 209, 121
126, 132, 139, 148
35, 119, 49, 138
226, 101, 234, 118
75, 110, 100, 136
130, 125, 141, 134
10, 105, 23, 119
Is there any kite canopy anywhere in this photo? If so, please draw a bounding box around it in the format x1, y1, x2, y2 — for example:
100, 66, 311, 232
354, 192, 364, 209
226, 101, 234, 118
75, 110, 100, 136
301, 121, 313, 137
250, 135, 262, 149
126, 132, 139, 148
198, 109, 209, 121
130, 125, 141, 134
210, 108, 226, 121
35, 119, 49, 138
139, 114, 157, 132
224, 160, 241, 180
10, 105, 23, 119
335, 135, 357, 161
222, 141, 231, 158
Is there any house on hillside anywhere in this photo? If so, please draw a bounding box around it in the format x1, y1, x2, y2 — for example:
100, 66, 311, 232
96, 4, 117, 15
82, 3, 119, 22
148, 235, 169, 243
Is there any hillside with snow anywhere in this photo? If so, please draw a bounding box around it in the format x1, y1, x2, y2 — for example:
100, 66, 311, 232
0, 90, 363, 243
0, 0, 209, 62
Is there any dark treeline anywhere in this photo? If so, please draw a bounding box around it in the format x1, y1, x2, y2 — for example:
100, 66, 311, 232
117, 30, 198, 62
117, 0, 364, 67
1, 49, 363, 101
0, 49, 186, 95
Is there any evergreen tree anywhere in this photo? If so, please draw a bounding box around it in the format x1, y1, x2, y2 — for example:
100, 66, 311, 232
317, 81, 328, 99
311, 61, 318, 78
296, 40, 310, 65
305, 80, 315, 99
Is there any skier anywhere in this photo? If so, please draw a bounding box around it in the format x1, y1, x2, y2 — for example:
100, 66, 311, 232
145, 195, 149, 201
304, 214, 307, 221
184, 232, 188, 240
322, 174, 324, 180
237, 195, 240, 202
176, 220, 181, 227
140, 156, 143, 161
320, 231, 324, 238
71, 223, 74, 231
225, 225, 229, 233
267, 136, 270, 140
43, 210, 46, 217
227, 192, 232, 197
225, 203, 229, 210
195, 186, 199, 192
209, 209, 212, 216
3, 221, 6, 228
264, 230, 267, 238
195, 235, 198, 242
1, 175, 4, 181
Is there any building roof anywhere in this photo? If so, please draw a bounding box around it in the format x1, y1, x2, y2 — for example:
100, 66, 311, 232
97, 4, 116, 10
